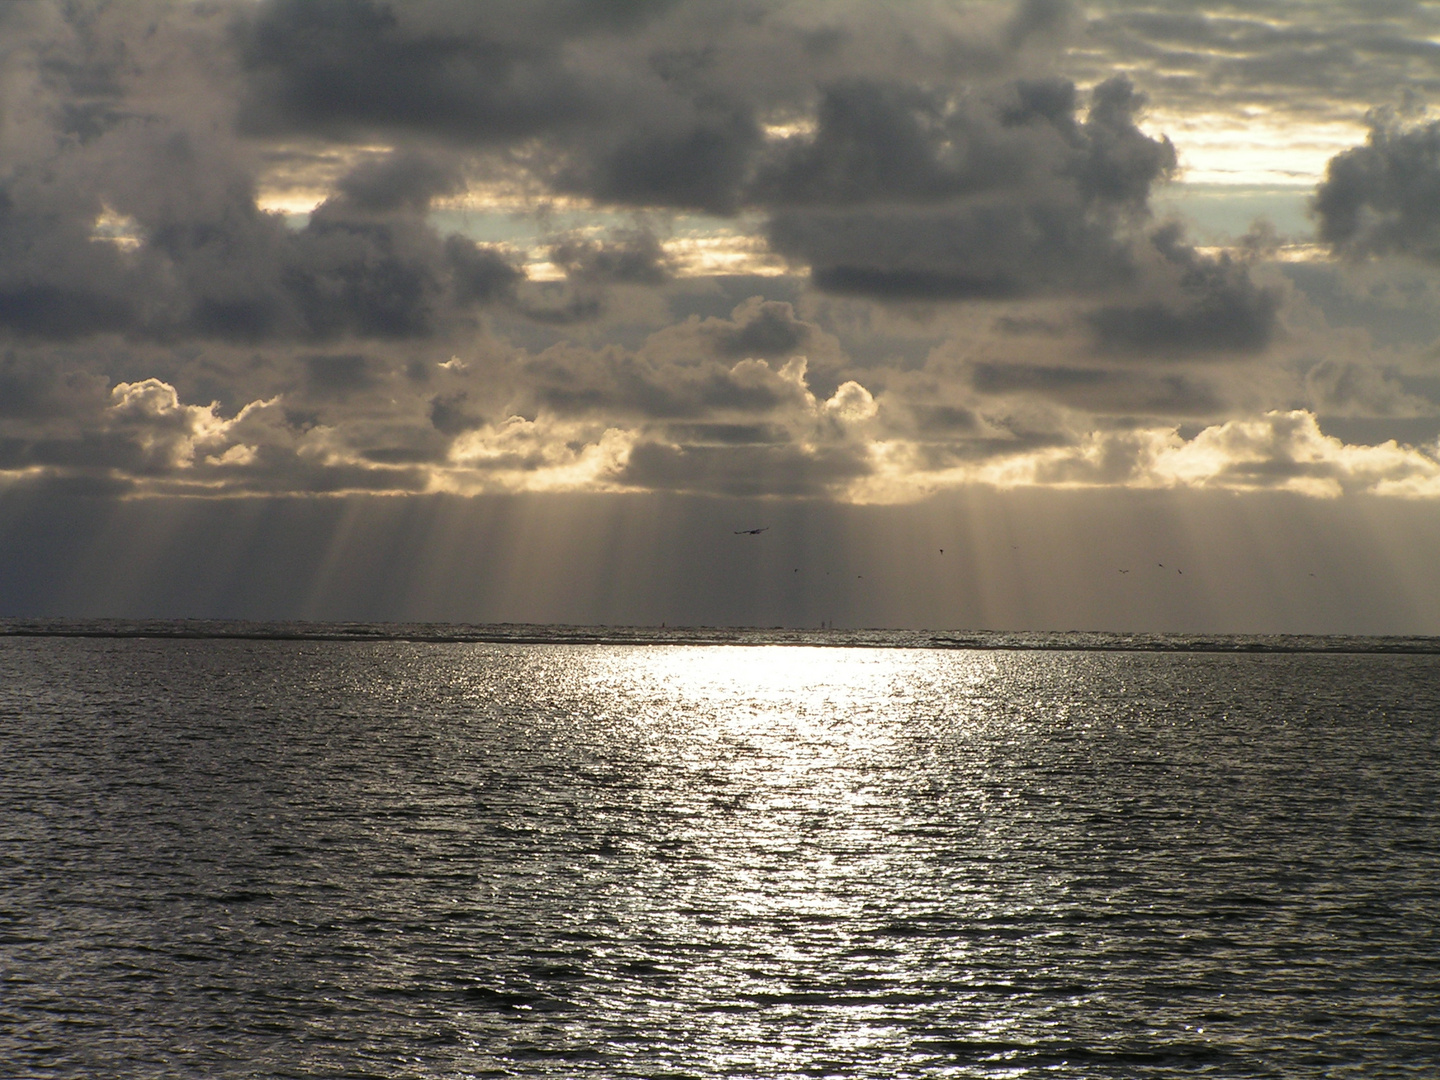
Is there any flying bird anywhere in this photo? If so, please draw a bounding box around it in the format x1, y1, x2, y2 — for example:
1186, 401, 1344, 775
734, 527, 769, 535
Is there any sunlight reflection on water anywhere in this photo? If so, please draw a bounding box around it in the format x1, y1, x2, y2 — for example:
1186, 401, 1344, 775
2, 639, 1438, 1077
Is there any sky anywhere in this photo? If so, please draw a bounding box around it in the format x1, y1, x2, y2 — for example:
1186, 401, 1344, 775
5, 0, 1440, 632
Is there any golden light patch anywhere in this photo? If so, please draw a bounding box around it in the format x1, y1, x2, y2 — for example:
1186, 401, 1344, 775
90, 206, 143, 250
1143, 111, 1367, 186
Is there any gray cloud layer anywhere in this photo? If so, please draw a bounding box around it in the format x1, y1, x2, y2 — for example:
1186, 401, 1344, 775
0, 1, 1438, 504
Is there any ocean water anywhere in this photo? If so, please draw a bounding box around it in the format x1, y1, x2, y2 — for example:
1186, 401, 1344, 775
2, 628, 1438, 1078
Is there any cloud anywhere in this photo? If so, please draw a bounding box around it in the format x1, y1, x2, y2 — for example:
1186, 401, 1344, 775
1281, 260, 1440, 349
234, 0, 1057, 216
0, 126, 526, 343
547, 229, 673, 287
428, 390, 486, 436
0, 1, 1238, 354
513, 348, 816, 421
659, 421, 791, 445
1080, 4, 1440, 130
970, 361, 1222, 415
1305, 357, 1432, 418
445, 235, 525, 305
710, 299, 810, 358
236, 0, 611, 143
1314, 111, 1440, 263
107, 379, 231, 469
617, 439, 870, 498
1143, 411, 1440, 497
609, 372, 879, 497
551, 111, 765, 216
302, 354, 374, 398
632, 295, 849, 399
1085, 224, 1281, 356
984, 411, 1440, 498
331, 149, 466, 213
7, 362, 1440, 507
763, 76, 1176, 301
842, 410, 1440, 503
1, 0, 1437, 513
755, 77, 1049, 207
441, 413, 633, 493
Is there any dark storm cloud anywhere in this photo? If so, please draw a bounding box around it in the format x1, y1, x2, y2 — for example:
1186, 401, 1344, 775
0, 4, 546, 345
754, 78, 1040, 206
757, 72, 1163, 212
236, 0, 635, 141
764, 76, 1176, 301
0, 138, 523, 345
771, 200, 1138, 301
1086, 225, 1280, 356
632, 298, 831, 372
551, 112, 765, 216
229, 0, 1196, 245
633, 295, 849, 407
232, 0, 1072, 216
282, 214, 447, 341
237, 0, 768, 214
1313, 112, 1440, 263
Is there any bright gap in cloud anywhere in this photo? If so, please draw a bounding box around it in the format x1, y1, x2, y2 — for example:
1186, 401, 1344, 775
1138, 111, 1366, 246
89, 206, 144, 250
1144, 111, 1366, 187
1153, 184, 1318, 246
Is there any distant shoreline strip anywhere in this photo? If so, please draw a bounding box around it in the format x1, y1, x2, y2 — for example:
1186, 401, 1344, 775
3, 622, 1439, 654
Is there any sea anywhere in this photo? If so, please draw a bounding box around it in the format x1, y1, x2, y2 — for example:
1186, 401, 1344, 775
2, 620, 1438, 1078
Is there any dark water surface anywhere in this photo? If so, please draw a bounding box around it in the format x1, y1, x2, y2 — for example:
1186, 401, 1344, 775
2, 633, 1438, 1077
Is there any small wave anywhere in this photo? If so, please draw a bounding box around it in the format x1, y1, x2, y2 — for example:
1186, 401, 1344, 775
916, 1038, 1230, 1067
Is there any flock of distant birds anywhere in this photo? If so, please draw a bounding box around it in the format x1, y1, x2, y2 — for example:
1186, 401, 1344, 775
732, 527, 1319, 579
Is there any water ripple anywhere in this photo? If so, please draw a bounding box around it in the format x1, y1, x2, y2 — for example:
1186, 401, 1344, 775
1, 639, 1438, 1077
